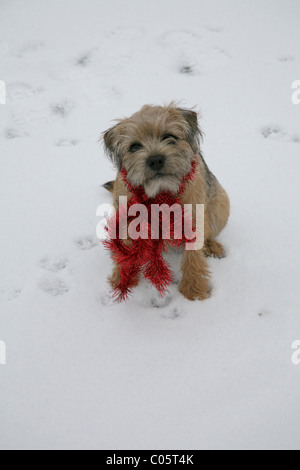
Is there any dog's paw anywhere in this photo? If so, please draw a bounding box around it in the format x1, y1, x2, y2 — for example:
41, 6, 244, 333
108, 267, 121, 289
203, 240, 226, 259
178, 279, 210, 301
108, 267, 140, 290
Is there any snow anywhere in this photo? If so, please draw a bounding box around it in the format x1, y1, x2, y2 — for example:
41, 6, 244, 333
1, 0, 300, 450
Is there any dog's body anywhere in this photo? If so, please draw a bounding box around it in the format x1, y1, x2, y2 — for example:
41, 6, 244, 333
103, 104, 230, 301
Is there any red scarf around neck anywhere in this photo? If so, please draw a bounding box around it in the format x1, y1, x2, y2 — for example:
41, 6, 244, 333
103, 157, 198, 302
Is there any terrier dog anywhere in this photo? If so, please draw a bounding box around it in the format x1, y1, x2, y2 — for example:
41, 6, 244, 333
103, 103, 230, 301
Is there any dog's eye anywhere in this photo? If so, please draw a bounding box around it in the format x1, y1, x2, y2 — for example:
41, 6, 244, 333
161, 134, 178, 144
129, 142, 143, 153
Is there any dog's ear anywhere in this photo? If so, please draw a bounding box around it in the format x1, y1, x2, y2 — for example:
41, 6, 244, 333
177, 108, 203, 152
103, 124, 123, 171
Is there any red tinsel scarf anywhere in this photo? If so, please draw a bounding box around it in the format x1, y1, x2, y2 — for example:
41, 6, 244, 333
103, 157, 198, 301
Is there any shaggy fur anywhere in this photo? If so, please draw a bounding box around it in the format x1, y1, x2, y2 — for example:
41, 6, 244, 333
103, 103, 230, 301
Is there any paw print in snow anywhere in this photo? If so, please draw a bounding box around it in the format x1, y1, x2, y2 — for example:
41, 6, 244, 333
51, 100, 74, 118
161, 307, 183, 320
56, 138, 79, 147
151, 293, 173, 309
75, 236, 99, 251
261, 125, 300, 143
39, 278, 69, 297
0, 287, 22, 302
278, 55, 294, 63
39, 256, 68, 273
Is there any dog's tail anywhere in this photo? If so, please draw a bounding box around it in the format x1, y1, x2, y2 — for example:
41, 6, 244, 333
103, 181, 115, 193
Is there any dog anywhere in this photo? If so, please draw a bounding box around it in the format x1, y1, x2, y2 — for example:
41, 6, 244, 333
102, 103, 230, 301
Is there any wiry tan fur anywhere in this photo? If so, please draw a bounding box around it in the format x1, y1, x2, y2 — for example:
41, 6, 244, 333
103, 103, 230, 301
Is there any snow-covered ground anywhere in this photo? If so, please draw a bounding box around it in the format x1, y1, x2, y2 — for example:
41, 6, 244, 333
1, 0, 300, 450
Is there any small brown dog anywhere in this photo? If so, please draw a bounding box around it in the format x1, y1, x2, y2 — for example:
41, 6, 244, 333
103, 103, 230, 301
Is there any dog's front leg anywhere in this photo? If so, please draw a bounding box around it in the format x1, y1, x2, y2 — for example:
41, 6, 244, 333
179, 249, 210, 301
108, 238, 140, 290
109, 262, 140, 290
108, 263, 122, 289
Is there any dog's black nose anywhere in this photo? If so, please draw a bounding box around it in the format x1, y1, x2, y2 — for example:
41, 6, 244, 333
147, 155, 166, 172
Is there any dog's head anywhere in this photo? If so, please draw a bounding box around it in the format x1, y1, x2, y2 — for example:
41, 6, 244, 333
103, 104, 202, 198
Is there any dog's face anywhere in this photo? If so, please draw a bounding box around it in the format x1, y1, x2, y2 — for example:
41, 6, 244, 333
103, 104, 202, 198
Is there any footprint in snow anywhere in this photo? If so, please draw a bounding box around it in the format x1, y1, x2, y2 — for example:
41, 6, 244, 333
261, 125, 300, 143
75, 51, 93, 67
51, 100, 74, 118
108, 26, 145, 42
98, 53, 131, 73
161, 307, 183, 320
39, 256, 68, 273
206, 25, 224, 33
258, 309, 271, 318
160, 31, 230, 74
75, 236, 99, 251
39, 278, 69, 297
179, 64, 196, 76
197, 47, 231, 68
261, 125, 285, 140
99, 293, 115, 307
278, 55, 294, 63
151, 294, 173, 309
56, 138, 80, 147
7, 82, 44, 101
13, 40, 44, 57
0, 288, 22, 302
159, 30, 202, 48
4, 128, 27, 140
